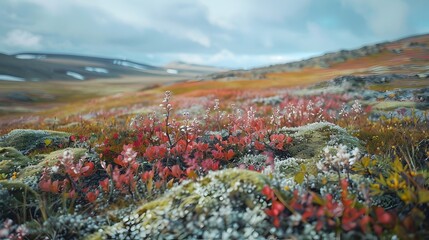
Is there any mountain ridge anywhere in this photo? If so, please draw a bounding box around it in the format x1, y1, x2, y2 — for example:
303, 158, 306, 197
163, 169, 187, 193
0, 52, 225, 82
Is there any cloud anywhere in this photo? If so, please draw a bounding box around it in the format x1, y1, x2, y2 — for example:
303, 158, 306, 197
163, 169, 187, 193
0, 0, 428, 68
199, 0, 310, 31
342, 0, 409, 37
65, 0, 212, 47
3, 29, 42, 49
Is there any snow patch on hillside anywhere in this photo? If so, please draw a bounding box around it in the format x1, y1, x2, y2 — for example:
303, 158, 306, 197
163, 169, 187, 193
66, 71, 85, 80
85, 67, 109, 73
0, 74, 25, 81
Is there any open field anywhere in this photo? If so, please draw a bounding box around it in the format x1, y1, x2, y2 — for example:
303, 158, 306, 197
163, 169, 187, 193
0, 33, 429, 239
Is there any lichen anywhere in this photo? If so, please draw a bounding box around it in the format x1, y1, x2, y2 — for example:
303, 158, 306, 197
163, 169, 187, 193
281, 122, 362, 160
88, 169, 273, 240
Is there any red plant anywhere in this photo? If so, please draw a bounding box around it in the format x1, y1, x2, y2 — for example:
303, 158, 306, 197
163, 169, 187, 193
144, 145, 168, 162
86, 189, 100, 203
261, 180, 398, 236
141, 170, 154, 182
171, 165, 183, 178
100, 178, 110, 193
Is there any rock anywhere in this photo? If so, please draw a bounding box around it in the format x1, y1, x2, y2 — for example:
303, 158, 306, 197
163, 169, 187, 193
331, 74, 409, 89
88, 169, 273, 239
369, 108, 429, 122
234, 123, 363, 177
18, 148, 87, 179
371, 101, 417, 111
276, 122, 362, 176
0, 147, 31, 176
405, 42, 427, 48
417, 73, 428, 78
0, 129, 71, 154
391, 49, 403, 54
281, 122, 362, 160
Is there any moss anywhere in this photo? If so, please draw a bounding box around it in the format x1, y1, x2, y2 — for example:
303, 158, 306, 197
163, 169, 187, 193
18, 148, 87, 179
371, 101, 417, 111
88, 169, 270, 239
281, 122, 362, 160
0, 129, 71, 154
0, 147, 31, 175
137, 169, 268, 216
274, 122, 363, 177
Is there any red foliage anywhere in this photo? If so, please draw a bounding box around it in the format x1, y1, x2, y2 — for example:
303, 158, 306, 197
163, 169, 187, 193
86, 190, 100, 203
144, 145, 168, 162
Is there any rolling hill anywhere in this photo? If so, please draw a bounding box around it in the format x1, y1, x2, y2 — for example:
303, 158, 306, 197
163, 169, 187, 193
0, 53, 224, 82
207, 33, 429, 81
0, 53, 226, 115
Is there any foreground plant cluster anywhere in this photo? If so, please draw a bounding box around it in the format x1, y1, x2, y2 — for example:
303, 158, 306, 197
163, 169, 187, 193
0, 87, 428, 239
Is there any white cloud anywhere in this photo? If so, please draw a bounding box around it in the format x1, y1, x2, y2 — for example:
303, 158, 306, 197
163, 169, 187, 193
1, 0, 426, 68
342, 0, 409, 37
21, 0, 212, 47
69, 0, 211, 47
4, 29, 42, 49
199, 0, 310, 31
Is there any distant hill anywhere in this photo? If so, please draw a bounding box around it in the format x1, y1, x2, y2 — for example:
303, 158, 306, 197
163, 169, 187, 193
0, 53, 225, 82
207, 33, 429, 80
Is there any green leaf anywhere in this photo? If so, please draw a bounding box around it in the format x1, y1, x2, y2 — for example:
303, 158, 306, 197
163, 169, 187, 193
294, 172, 305, 184
44, 139, 52, 146
418, 189, 429, 204
312, 193, 325, 205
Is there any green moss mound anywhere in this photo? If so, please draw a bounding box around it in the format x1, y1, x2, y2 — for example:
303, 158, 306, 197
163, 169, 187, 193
282, 122, 362, 160
18, 148, 87, 179
89, 169, 273, 239
0, 129, 71, 154
0, 147, 31, 176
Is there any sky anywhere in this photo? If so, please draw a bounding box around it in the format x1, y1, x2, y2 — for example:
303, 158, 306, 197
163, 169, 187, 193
1, 0, 429, 69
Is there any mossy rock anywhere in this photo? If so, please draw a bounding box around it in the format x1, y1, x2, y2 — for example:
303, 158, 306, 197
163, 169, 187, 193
18, 148, 87, 179
281, 122, 362, 160
0, 147, 32, 176
0, 129, 71, 154
277, 122, 362, 176
371, 101, 417, 111
88, 169, 273, 239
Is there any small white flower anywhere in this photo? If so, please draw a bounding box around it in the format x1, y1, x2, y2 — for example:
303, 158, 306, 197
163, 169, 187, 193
351, 147, 360, 158
316, 161, 325, 171
323, 146, 330, 155
63, 150, 74, 161
51, 165, 59, 173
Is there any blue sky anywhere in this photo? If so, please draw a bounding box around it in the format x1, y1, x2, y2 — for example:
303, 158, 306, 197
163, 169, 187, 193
1, 0, 429, 68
